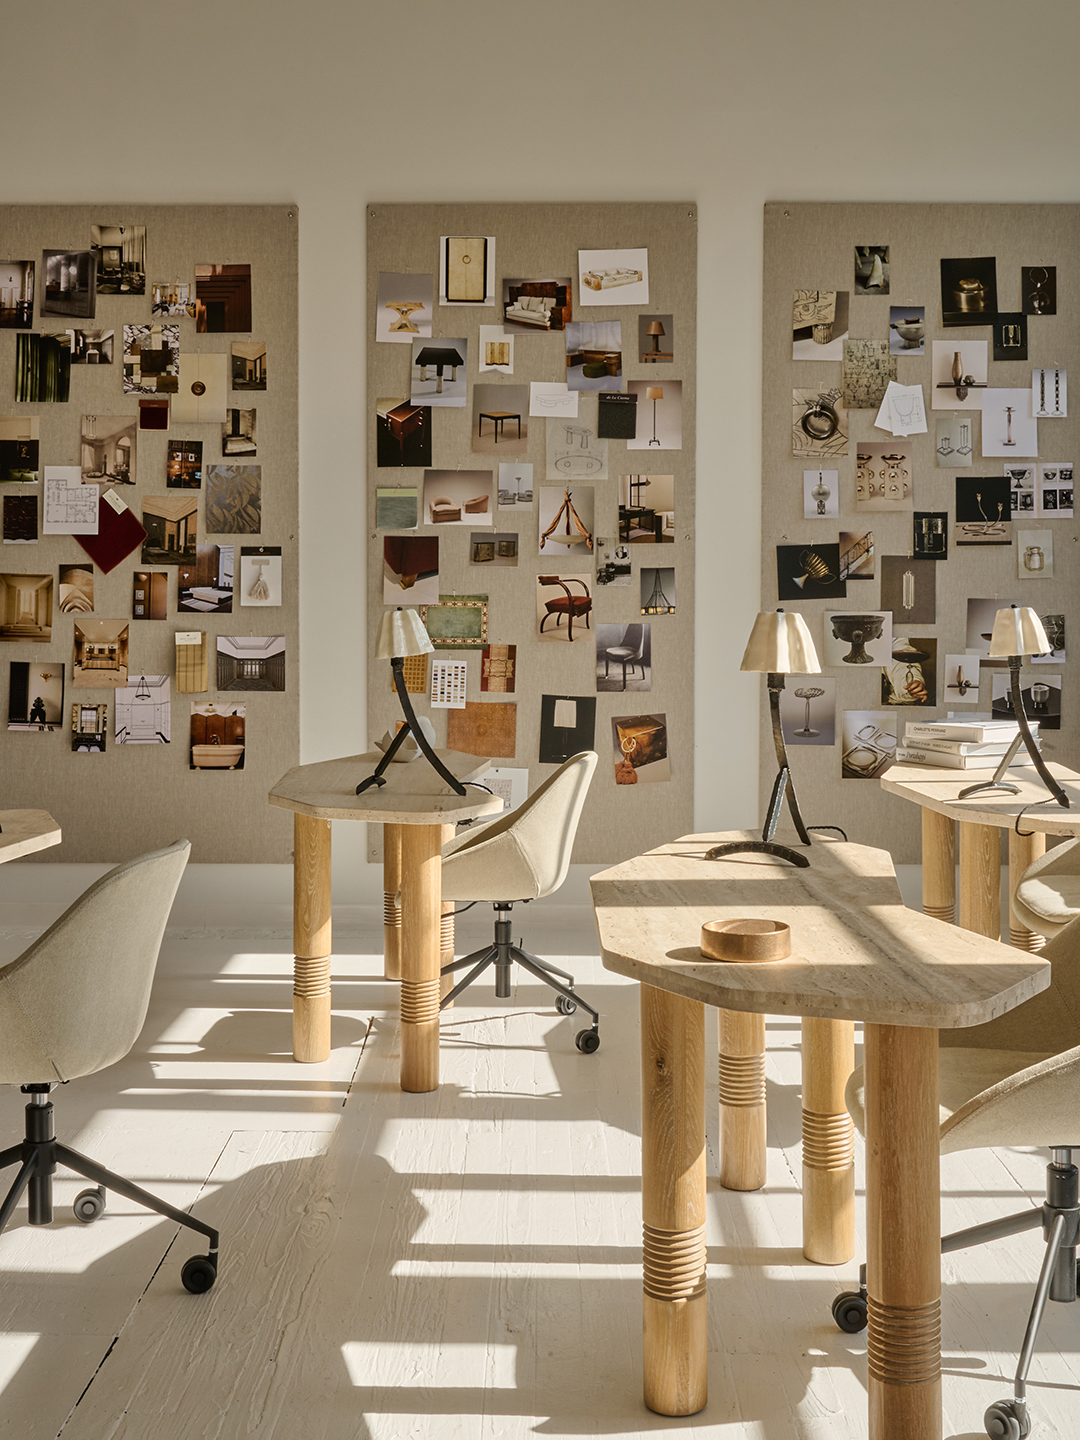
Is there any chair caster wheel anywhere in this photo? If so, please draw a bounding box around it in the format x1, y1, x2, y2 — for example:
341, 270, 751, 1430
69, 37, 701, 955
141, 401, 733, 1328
575, 1029, 600, 1054
181, 1255, 218, 1294
556, 994, 577, 1016
73, 1188, 105, 1223
985, 1400, 1029, 1440
831, 1291, 868, 1333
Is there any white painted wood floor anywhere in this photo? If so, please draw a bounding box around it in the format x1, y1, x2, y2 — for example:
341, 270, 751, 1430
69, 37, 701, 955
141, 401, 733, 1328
0, 900, 1077, 1439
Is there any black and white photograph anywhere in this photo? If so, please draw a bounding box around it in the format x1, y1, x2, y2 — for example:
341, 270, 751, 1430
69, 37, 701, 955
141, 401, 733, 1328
141, 494, 197, 565
611, 713, 669, 784
72, 618, 126, 686
955, 475, 1011, 545
501, 278, 572, 333
578, 248, 649, 306
222, 408, 257, 458
777, 542, 846, 602
1033, 613, 1066, 665
90, 224, 145, 295
854, 245, 890, 294
167, 439, 203, 489
1038, 461, 1073, 517
239, 545, 283, 607
205, 464, 262, 534
942, 654, 981, 705
71, 702, 107, 753
822, 610, 892, 668
478, 326, 513, 374
839, 530, 874, 580
565, 321, 622, 391
538, 694, 595, 765
376, 398, 430, 468
993, 312, 1028, 362
546, 395, 607, 479
217, 635, 285, 692
41, 248, 96, 318
880, 555, 936, 623
469, 533, 517, 567
935, 414, 975, 467
619, 473, 674, 542
58, 563, 93, 614
596, 622, 651, 694
981, 389, 1038, 458
423, 469, 493, 527
231, 341, 266, 390
966, 597, 1018, 660
882, 637, 936, 707
940, 256, 997, 327
152, 282, 194, 317
779, 675, 836, 747
539, 485, 594, 555
1022, 265, 1056, 315
595, 540, 632, 588
841, 710, 897, 779
123, 324, 179, 395
856, 442, 912, 511
69, 328, 113, 364
195, 263, 252, 332
1017, 528, 1054, 579
497, 463, 533, 511
792, 387, 848, 459
803, 468, 839, 519
0, 417, 38, 483
7, 660, 62, 732
190, 702, 246, 770
3, 494, 37, 544
792, 290, 849, 361
439, 236, 495, 306
888, 306, 925, 354
410, 337, 467, 407
383, 535, 438, 605
81, 415, 136, 485
472, 383, 528, 455
992, 670, 1061, 730
913, 511, 948, 559
115, 676, 170, 744
1032, 367, 1067, 419
376, 271, 433, 344
627, 380, 682, 450
842, 339, 895, 409
639, 314, 672, 364
0, 261, 34, 327
536, 573, 593, 643
15, 332, 70, 402
640, 565, 676, 615
931, 340, 987, 410
178, 545, 234, 614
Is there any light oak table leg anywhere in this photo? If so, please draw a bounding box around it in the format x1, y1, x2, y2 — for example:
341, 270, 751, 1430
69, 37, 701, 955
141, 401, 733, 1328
864, 1023, 941, 1440
958, 821, 1001, 939
921, 809, 956, 926
440, 823, 456, 1006
292, 813, 332, 1063
801, 1017, 855, 1265
383, 823, 403, 981
641, 983, 707, 1417
1009, 829, 1047, 951
718, 1009, 766, 1192
400, 823, 443, 1093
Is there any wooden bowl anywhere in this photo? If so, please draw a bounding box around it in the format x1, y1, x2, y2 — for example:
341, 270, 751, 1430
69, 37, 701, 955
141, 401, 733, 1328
700, 918, 791, 963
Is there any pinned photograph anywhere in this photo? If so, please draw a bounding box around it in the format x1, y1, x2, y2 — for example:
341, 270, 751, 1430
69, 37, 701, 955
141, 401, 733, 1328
2, 494, 36, 544
565, 321, 621, 391
195, 263, 251, 332
993, 313, 1028, 362
578, 249, 648, 306
410, 337, 467, 407
1033, 613, 1065, 665
1017, 528, 1054, 579
595, 539, 632, 588
935, 414, 975, 467
141, 494, 197, 565
882, 637, 936, 707
383, 535, 437, 605
942, 654, 981, 705
173, 353, 227, 423
0, 417, 38, 482
0, 261, 34, 327
611, 713, 669, 784
470, 532, 517, 566
81, 415, 136, 485
71, 702, 107, 752
239, 545, 282, 607
43, 468, 95, 535
841, 710, 897, 778
791, 289, 849, 360
423, 469, 493, 526
640, 314, 672, 364
992, 671, 1060, 731
981, 389, 1038, 458
856, 442, 911, 511
41, 248, 96, 318
178, 545, 234, 614
91, 224, 145, 295
640, 565, 676, 615
955, 475, 1011, 545
205, 464, 262, 534
167, 439, 203, 489
913, 512, 948, 559
419, 594, 487, 650
966, 597, 1018, 661
72, 618, 127, 686
536, 573, 593, 643
473, 383, 529, 455
792, 387, 847, 459
7, 661, 62, 732
547, 395, 607, 479
842, 339, 895, 409
439, 236, 495, 306
880, 555, 935, 624
376, 398, 430, 468
501, 278, 571, 333
627, 380, 681, 450
375, 486, 418, 529
478, 326, 513, 373
822, 611, 892, 668
222, 408, 257, 458
190, 702, 245, 769
130, 570, 167, 620
68, 329, 113, 364
497, 463, 533, 510
115, 676, 170, 743
1022, 266, 1056, 315
931, 341, 987, 410
888, 306, 925, 355
619, 473, 674, 542
539, 694, 596, 765
152, 282, 194, 317
855, 246, 890, 294
231, 341, 266, 390
123, 324, 179, 395
58, 563, 93, 614
539, 485, 593, 554
217, 635, 285, 691
779, 675, 836, 747
596, 622, 651, 694
376, 272, 433, 343
940, 256, 997, 328
840, 530, 874, 580
1038, 462, 1073, 517
0, 573, 52, 641
481, 644, 516, 693
1032, 367, 1067, 419
804, 468, 839, 519
15, 333, 71, 402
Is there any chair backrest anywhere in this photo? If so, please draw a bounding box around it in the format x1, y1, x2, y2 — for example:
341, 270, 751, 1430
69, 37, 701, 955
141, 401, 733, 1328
441, 753, 597, 902
0, 839, 190, 1084
622, 623, 645, 658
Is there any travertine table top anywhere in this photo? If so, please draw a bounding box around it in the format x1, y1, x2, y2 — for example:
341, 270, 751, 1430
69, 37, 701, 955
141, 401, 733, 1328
882, 760, 1080, 835
0, 810, 61, 862
269, 751, 503, 825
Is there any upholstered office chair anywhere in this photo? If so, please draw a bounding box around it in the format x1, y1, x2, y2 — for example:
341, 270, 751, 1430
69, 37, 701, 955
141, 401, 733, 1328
439, 751, 601, 1052
1013, 836, 1080, 941
834, 918, 1080, 1439
0, 840, 220, 1294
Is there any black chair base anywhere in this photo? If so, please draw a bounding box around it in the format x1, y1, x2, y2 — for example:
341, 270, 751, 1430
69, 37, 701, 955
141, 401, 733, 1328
0, 1086, 220, 1293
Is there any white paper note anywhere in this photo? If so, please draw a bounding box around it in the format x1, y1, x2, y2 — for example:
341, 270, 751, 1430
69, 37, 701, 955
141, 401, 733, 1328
430, 659, 468, 709
43, 467, 98, 534
529, 382, 578, 419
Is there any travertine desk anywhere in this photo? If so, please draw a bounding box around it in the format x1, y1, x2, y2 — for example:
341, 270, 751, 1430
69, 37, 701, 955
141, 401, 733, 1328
881, 760, 1080, 947
0, 810, 61, 860
591, 831, 1049, 1439
269, 751, 500, 1086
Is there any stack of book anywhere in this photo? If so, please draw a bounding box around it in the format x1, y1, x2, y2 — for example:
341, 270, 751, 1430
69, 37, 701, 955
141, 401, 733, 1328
897, 716, 1040, 770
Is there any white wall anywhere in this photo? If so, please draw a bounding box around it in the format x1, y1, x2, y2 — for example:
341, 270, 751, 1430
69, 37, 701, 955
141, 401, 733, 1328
1, 0, 1076, 906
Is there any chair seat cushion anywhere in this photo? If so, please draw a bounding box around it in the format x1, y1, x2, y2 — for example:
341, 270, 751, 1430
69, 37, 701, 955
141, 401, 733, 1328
1015, 873, 1080, 925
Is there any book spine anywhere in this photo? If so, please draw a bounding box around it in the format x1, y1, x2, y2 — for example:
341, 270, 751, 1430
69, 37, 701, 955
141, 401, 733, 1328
904, 723, 1031, 742
896, 747, 1034, 770
900, 734, 1039, 755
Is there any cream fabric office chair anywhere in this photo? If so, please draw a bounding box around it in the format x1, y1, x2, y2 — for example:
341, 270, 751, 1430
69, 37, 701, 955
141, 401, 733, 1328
835, 919, 1080, 1439
1013, 835, 1080, 940
439, 751, 601, 1052
0, 840, 220, 1294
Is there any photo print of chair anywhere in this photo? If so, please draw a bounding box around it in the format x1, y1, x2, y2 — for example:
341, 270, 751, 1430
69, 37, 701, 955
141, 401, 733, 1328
538, 575, 592, 642
429, 497, 461, 524
81, 414, 136, 484
502, 279, 571, 331
596, 622, 650, 692
423, 470, 493, 526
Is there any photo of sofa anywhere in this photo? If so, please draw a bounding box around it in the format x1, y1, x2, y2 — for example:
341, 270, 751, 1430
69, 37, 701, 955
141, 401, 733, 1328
581, 268, 643, 291
502, 280, 571, 331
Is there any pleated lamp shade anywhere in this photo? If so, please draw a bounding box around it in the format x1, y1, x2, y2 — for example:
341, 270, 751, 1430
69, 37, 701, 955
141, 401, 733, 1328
988, 604, 1050, 659
740, 608, 821, 674
375, 606, 434, 660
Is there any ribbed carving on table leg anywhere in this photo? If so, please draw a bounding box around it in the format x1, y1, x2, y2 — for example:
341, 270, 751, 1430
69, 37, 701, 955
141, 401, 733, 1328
718, 1052, 765, 1107
440, 910, 455, 953
868, 1297, 941, 1385
643, 1222, 707, 1302
923, 903, 955, 925
1009, 923, 1046, 951
384, 892, 402, 930
802, 1108, 855, 1171
293, 954, 331, 999
401, 977, 441, 1025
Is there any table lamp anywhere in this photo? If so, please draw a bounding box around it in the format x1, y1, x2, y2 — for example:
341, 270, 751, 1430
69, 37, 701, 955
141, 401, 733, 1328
356, 606, 466, 797
646, 320, 665, 354
958, 604, 1069, 807
706, 608, 822, 868
645, 386, 663, 446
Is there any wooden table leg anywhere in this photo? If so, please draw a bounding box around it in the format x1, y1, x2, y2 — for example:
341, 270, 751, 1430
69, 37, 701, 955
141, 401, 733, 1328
440, 823, 456, 1006
921, 809, 956, 925
801, 1017, 855, 1265
641, 983, 707, 1417
400, 823, 443, 1094
864, 1023, 941, 1440
383, 823, 402, 981
718, 1009, 766, 1192
958, 821, 1001, 939
1009, 829, 1047, 951
293, 813, 332, 1063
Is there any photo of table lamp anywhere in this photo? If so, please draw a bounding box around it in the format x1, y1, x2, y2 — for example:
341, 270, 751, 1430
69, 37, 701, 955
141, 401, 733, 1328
356, 606, 466, 797
706, 608, 821, 868
958, 604, 1070, 808
645, 386, 663, 446
646, 320, 665, 354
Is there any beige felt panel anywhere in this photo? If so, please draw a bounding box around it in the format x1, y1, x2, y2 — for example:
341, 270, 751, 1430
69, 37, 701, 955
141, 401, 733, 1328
0, 205, 298, 862
366, 204, 696, 864
763, 203, 1080, 863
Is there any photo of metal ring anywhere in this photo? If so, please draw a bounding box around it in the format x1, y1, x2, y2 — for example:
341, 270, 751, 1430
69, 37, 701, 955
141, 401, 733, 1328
799, 399, 839, 440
